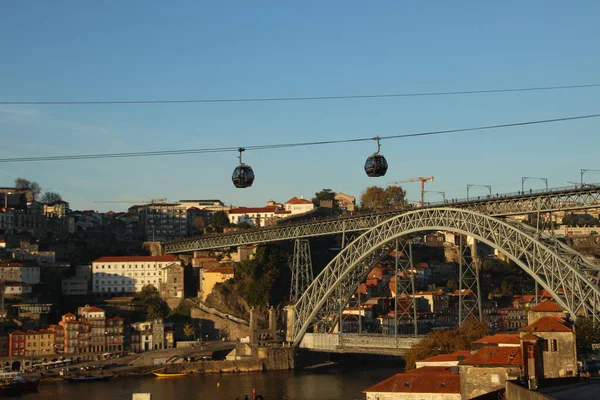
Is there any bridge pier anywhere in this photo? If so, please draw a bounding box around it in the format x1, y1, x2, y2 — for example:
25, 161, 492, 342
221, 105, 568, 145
394, 239, 418, 335
290, 239, 313, 302
459, 236, 483, 324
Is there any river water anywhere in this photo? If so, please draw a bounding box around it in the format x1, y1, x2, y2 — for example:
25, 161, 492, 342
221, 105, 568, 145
21, 364, 401, 400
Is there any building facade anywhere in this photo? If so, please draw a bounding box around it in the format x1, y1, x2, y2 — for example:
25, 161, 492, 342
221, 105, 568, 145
92, 255, 181, 296
199, 266, 234, 301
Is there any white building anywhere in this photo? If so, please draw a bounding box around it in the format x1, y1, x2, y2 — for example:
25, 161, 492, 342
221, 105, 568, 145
131, 318, 165, 351
0, 262, 41, 285
284, 196, 315, 215
4, 282, 33, 297
91, 256, 181, 296
228, 206, 287, 227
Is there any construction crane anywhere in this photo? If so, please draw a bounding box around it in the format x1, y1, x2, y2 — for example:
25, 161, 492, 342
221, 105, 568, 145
388, 176, 434, 207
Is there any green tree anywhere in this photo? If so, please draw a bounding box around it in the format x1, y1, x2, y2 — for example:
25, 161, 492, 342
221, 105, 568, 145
147, 298, 169, 319
312, 189, 337, 209
209, 211, 230, 227
139, 285, 160, 302
575, 317, 600, 358
446, 279, 457, 292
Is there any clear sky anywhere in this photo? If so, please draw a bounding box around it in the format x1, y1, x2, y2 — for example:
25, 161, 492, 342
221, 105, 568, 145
1, 1, 600, 211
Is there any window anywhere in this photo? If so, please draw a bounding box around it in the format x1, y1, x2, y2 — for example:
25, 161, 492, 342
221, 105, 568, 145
550, 339, 558, 352
541, 339, 549, 352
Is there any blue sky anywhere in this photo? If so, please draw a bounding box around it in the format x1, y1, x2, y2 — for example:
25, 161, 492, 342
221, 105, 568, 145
1, 1, 600, 211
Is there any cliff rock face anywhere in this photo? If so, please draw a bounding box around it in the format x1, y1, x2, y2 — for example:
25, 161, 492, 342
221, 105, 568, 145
566, 236, 600, 258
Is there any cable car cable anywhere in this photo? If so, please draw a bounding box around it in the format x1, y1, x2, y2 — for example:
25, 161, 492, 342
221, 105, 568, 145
1, 83, 600, 105
0, 112, 599, 164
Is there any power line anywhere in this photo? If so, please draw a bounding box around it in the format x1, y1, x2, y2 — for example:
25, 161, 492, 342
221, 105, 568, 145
1, 83, 600, 105
0, 112, 598, 164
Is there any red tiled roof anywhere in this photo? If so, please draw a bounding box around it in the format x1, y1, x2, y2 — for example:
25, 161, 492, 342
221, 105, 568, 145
203, 266, 234, 275
82, 306, 104, 313
25, 330, 39, 335
229, 206, 279, 214
420, 350, 472, 363
521, 333, 539, 341
9, 330, 25, 335
530, 300, 564, 312
274, 210, 292, 215
463, 346, 522, 366
473, 333, 520, 345
285, 197, 313, 205
522, 316, 572, 333
93, 255, 178, 263
63, 313, 75, 318
364, 367, 460, 394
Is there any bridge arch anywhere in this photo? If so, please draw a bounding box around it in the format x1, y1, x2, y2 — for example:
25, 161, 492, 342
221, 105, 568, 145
292, 207, 600, 346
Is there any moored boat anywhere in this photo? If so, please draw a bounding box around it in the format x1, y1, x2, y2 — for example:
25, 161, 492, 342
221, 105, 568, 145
152, 371, 189, 378
0, 372, 39, 396
61, 374, 114, 383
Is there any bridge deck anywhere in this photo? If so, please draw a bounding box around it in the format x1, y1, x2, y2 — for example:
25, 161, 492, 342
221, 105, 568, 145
165, 185, 600, 253
299, 333, 422, 356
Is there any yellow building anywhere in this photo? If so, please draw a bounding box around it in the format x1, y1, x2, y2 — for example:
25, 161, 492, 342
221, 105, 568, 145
200, 266, 234, 301
37, 329, 55, 356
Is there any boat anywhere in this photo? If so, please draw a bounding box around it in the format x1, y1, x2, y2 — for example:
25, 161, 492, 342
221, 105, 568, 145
152, 371, 189, 378
61, 374, 114, 383
0, 372, 39, 396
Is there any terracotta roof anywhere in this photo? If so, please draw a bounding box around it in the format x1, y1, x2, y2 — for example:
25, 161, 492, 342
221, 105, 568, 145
203, 266, 234, 275
285, 197, 313, 205
530, 300, 564, 312
522, 316, 572, 333
25, 330, 39, 335
463, 346, 522, 366
364, 367, 460, 394
419, 350, 472, 363
63, 313, 75, 318
473, 333, 521, 345
93, 255, 178, 263
229, 206, 279, 214
9, 330, 25, 335
82, 306, 104, 313
521, 333, 539, 341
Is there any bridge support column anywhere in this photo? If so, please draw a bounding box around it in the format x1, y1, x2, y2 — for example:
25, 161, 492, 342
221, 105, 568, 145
290, 239, 314, 302
459, 236, 482, 325
285, 305, 295, 343
394, 239, 418, 336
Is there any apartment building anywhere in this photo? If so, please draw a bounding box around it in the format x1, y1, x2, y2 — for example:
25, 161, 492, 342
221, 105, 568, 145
91, 255, 181, 296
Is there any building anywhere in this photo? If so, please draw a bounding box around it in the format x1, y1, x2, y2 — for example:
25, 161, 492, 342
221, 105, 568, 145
364, 366, 461, 400
8, 330, 26, 357
0, 262, 40, 285
43, 200, 70, 218
106, 317, 124, 352
62, 265, 91, 296
0, 333, 8, 357
47, 324, 64, 354
130, 318, 165, 352
520, 302, 577, 379
459, 346, 523, 399
91, 255, 181, 296
227, 206, 280, 227
415, 350, 472, 368
165, 330, 174, 349
78, 305, 107, 353
159, 263, 184, 300
335, 192, 356, 212
199, 265, 234, 301
497, 306, 527, 331
471, 333, 521, 350
136, 202, 188, 241
284, 196, 315, 215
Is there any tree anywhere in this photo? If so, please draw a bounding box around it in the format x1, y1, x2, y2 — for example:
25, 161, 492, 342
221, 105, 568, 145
209, 211, 230, 227
40, 191, 62, 204
147, 298, 169, 319
192, 216, 205, 233
14, 178, 41, 202
575, 317, 600, 358
312, 189, 337, 208
404, 319, 489, 370
139, 285, 160, 302
360, 186, 407, 210
446, 279, 457, 292
183, 323, 196, 339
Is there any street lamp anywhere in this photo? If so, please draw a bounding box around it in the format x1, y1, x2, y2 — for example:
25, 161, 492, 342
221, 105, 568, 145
581, 169, 600, 187
4, 191, 10, 210
521, 177, 548, 194
466, 184, 492, 201
423, 191, 446, 203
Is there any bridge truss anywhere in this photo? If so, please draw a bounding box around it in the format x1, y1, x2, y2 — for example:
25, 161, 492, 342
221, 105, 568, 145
165, 186, 600, 253
291, 207, 600, 346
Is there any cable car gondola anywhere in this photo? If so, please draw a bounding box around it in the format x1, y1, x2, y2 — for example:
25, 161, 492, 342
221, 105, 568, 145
364, 136, 388, 177
232, 147, 255, 188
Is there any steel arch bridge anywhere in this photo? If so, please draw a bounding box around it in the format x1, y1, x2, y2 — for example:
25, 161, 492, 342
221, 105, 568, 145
291, 207, 600, 346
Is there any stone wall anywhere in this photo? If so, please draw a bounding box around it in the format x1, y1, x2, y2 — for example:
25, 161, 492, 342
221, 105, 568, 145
505, 382, 554, 400
190, 307, 250, 341
535, 332, 577, 378
460, 365, 521, 399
